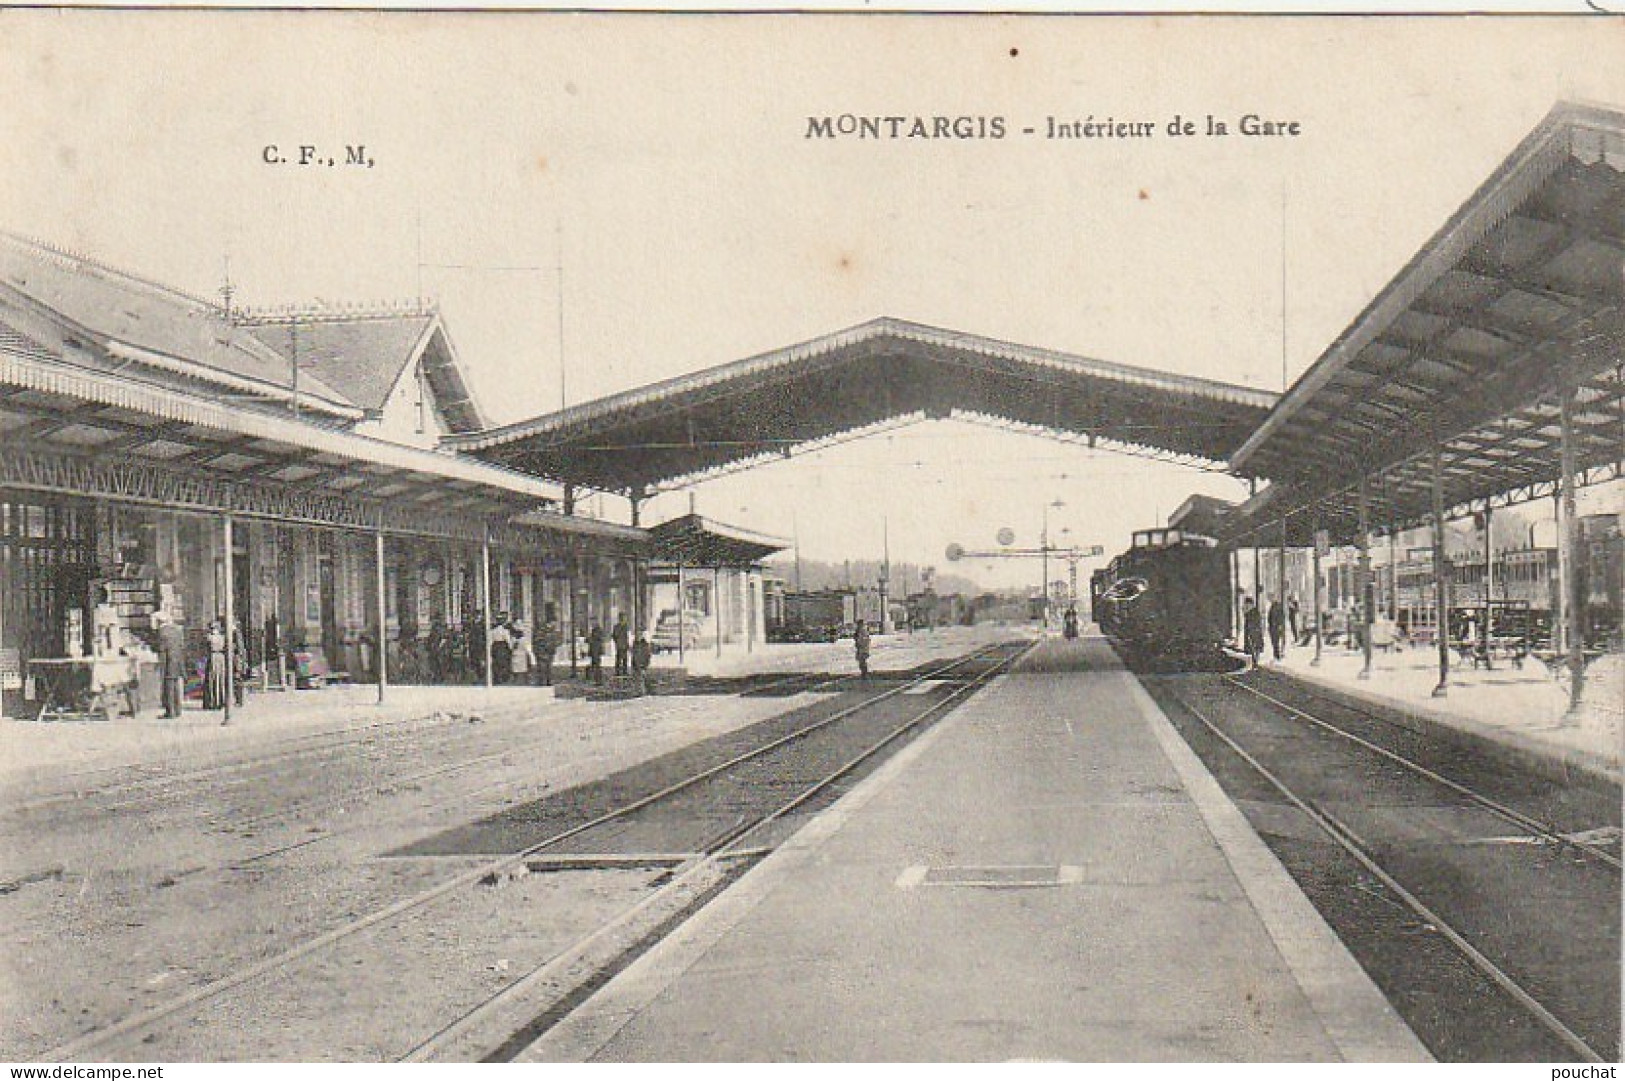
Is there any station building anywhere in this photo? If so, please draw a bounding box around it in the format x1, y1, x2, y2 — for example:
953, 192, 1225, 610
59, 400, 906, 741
642, 514, 785, 657
0, 234, 648, 715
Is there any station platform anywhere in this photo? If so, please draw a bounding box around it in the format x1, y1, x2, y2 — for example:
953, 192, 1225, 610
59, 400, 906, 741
652, 624, 1027, 679
1264, 641, 1622, 786
520, 635, 1430, 1063
0, 627, 1008, 809
0, 683, 562, 796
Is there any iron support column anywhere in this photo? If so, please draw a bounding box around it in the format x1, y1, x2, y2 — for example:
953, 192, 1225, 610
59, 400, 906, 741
375, 530, 388, 704
222, 513, 234, 724
1358, 474, 1373, 680
714, 565, 723, 658
1311, 513, 1323, 667
1553, 490, 1567, 655
1230, 546, 1241, 641
480, 529, 493, 688
1249, 480, 1260, 607
1560, 386, 1584, 718
567, 555, 578, 677
1277, 519, 1288, 661
1388, 525, 1399, 620
1432, 445, 1450, 698
1481, 500, 1494, 670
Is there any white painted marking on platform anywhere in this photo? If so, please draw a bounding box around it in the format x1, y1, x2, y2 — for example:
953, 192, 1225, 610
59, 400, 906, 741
894, 865, 928, 888
894, 864, 1083, 889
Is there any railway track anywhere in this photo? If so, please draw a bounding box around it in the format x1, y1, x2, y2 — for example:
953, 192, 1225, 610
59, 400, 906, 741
220, 661, 914, 864
407, 640, 1030, 1062
1224, 674, 1622, 873
43, 640, 1026, 1061
3, 663, 846, 857
1154, 672, 1619, 1063
6, 638, 924, 827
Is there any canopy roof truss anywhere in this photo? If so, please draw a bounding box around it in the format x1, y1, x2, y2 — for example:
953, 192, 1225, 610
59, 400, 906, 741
0, 347, 607, 544
447, 318, 1276, 494
648, 513, 789, 567
1223, 101, 1625, 545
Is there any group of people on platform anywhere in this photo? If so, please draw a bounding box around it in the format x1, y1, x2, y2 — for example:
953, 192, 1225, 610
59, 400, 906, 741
582, 614, 653, 693
151, 611, 249, 724
147, 604, 668, 721
485, 612, 559, 687
1240, 595, 1303, 669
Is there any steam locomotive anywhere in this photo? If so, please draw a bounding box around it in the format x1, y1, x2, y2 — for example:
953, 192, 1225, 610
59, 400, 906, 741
1090, 528, 1234, 670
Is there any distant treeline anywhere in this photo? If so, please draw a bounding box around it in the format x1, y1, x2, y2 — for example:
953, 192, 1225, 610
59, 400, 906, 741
764, 556, 985, 599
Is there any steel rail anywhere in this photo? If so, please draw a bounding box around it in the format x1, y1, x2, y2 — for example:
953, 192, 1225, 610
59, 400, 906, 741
13, 663, 833, 834
220, 664, 840, 839
225, 663, 882, 864
714, 639, 1037, 858
399, 639, 1033, 1062
1226, 675, 1622, 872
1, 704, 522, 818
8, 648, 856, 819
44, 641, 1014, 1061
1174, 690, 1608, 1063
227, 645, 963, 845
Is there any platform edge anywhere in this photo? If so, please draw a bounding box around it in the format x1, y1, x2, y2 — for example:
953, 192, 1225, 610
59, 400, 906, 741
1123, 669, 1434, 1063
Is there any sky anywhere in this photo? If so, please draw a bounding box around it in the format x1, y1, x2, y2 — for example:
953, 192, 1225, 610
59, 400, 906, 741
2, 14, 1621, 589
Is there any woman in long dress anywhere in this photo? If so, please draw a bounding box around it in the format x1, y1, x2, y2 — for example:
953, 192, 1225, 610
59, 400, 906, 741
203, 620, 228, 710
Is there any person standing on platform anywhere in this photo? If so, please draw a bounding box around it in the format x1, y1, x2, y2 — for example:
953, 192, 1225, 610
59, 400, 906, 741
631, 632, 652, 696
155, 612, 186, 719
611, 614, 630, 677
1267, 600, 1286, 662
489, 614, 512, 684
203, 620, 228, 714
232, 620, 249, 707
1242, 598, 1264, 670
587, 622, 605, 685
1287, 596, 1302, 645
510, 619, 533, 684
536, 619, 557, 687
854, 620, 872, 679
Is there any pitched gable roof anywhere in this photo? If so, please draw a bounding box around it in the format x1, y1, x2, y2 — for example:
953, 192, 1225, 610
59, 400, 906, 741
0, 233, 357, 416
246, 311, 486, 432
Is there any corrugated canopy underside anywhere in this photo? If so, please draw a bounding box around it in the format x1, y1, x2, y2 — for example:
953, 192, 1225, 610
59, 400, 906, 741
1224, 102, 1625, 544
649, 513, 789, 566
446, 318, 1277, 492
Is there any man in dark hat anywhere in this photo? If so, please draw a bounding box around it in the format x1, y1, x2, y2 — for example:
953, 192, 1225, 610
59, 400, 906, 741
155, 611, 186, 719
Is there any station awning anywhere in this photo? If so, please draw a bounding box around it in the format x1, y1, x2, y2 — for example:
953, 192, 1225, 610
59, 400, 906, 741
0, 345, 580, 542
648, 513, 789, 567
446, 318, 1278, 493
505, 507, 650, 557
1223, 101, 1625, 545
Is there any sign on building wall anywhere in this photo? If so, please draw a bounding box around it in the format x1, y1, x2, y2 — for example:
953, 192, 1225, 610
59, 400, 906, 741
0, 648, 21, 691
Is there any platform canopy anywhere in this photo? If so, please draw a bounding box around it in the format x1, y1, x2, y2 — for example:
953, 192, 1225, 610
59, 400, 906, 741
648, 513, 789, 567
1224, 101, 1625, 545
0, 328, 573, 542
445, 318, 1278, 493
